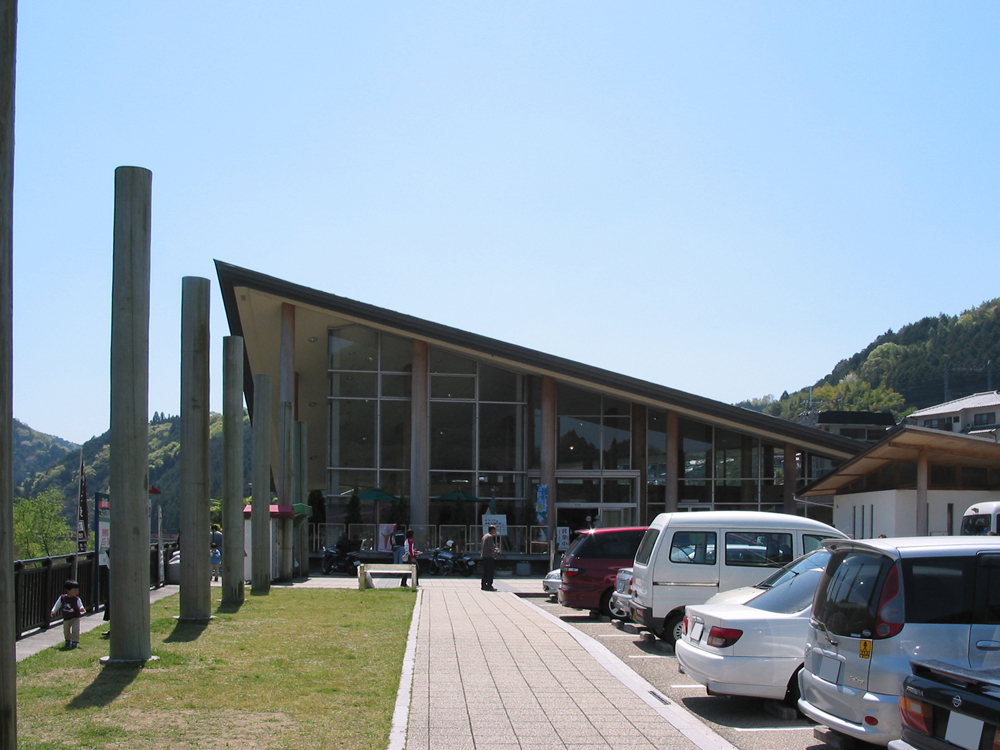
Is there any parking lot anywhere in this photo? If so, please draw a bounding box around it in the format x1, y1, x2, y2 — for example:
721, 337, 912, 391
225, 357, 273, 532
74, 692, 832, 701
528, 594, 837, 750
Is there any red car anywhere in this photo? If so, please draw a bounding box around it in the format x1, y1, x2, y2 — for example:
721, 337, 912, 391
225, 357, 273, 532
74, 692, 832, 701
558, 527, 648, 617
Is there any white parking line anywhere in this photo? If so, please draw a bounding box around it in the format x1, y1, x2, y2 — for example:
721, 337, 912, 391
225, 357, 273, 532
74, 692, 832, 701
732, 726, 814, 732
598, 633, 639, 637
628, 654, 667, 658
670, 684, 703, 688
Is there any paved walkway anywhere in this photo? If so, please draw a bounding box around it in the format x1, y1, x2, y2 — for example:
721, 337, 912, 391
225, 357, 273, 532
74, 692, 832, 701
17, 574, 736, 750
400, 577, 736, 750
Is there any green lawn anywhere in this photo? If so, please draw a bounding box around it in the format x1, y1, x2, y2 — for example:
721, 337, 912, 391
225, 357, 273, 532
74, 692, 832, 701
16, 588, 415, 749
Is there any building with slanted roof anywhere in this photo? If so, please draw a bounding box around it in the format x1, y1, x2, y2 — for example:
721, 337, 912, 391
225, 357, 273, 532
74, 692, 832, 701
906, 391, 1000, 436
798, 425, 1000, 538
216, 261, 862, 558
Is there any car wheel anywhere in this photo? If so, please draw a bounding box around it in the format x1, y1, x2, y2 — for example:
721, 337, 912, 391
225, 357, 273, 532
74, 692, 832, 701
784, 667, 802, 707
599, 589, 616, 618
662, 613, 684, 646
607, 594, 629, 621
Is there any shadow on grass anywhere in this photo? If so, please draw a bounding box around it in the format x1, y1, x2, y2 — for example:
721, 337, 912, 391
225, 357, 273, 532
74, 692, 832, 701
66, 663, 142, 710
164, 619, 210, 643
216, 601, 244, 615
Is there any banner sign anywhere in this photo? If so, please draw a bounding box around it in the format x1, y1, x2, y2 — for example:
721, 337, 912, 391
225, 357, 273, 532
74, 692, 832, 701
482, 514, 507, 536
557, 527, 570, 551
95, 492, 110, 566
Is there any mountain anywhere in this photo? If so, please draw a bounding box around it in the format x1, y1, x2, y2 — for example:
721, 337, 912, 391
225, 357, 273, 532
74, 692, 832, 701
13, 418, 78, 488
738, 298, 1000, 422
17, 411, 254, 532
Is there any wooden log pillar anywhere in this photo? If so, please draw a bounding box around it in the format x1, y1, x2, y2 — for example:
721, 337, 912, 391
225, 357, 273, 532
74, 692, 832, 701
665, 411, 679, 512
107, 166, 153, 663
409, 341, 429, 527
179, 277, 211, 621
297, 421, 309, 577
277, 303, 294, 580
221, 336, 245, 604
916, 447, 929, 536
540, 376, 556, 567
0, 2, 15, 744
251, 374, 272, 594
783, 443, 798, 515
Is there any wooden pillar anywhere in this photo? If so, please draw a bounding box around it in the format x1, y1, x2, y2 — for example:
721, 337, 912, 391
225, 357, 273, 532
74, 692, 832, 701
221, 336, 245, 604
0, 3, 15, 744
251, 374, 272, 594
783, 443, 798, 515
179, 277, 211, 620
409, 341, 429, 527
277, 304, 295, 580
916, 448, 929, 536
297, 421, 309, 577
665, 411, 679, 512
107, 166, 153, 662
541, 376, 556, 567
632, 404, 647, 525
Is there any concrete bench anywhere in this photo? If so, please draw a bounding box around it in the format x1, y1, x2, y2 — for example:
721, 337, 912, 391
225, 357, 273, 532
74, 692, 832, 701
357, 563, 418, 590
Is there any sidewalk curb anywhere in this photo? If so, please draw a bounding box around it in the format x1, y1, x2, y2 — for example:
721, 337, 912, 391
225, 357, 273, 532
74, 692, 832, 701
387, 588, 422, 750
515, 595, 739, 750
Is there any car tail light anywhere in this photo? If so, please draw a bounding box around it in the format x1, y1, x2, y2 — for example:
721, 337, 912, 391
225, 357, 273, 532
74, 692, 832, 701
627, 576, 633, 595
900, 696, 932, 734
874, 562, 904, 639
992, 727, 1000, 750
564, 567, 583, 577
683, 615, 689, 635
864, 716, 879, 726
707, 627, 743, 648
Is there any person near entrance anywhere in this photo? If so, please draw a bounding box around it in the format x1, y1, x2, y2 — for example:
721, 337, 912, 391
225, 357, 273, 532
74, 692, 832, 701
391, 524, 406, 564
481, 525, 499, 591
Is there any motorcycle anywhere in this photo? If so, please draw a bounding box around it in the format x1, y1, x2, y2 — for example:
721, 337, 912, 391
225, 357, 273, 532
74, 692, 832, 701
427, 540, 476, 577
321, 545, 360, 575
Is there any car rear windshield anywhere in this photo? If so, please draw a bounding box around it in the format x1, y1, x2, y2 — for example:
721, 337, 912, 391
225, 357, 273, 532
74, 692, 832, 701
756, 549, 831, 589
634, 528, 659, 565
568, 530, 646, 559
748, 567, 825, 614
812, 550, 891, 637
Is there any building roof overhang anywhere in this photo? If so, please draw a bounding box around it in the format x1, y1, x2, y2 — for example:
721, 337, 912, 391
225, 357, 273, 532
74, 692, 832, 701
798, 425, 1000, 498
215, 261, 864, 491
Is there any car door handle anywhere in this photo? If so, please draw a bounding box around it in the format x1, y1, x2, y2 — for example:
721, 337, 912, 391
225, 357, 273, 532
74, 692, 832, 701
975, 640, 1000, 651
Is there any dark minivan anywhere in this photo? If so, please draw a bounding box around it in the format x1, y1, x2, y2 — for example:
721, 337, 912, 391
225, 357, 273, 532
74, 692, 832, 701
558, 527, 647, 617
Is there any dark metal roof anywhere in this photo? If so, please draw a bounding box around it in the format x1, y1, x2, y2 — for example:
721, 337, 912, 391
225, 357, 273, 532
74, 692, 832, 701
215, 260, 863, 459
816, 411, 897, 426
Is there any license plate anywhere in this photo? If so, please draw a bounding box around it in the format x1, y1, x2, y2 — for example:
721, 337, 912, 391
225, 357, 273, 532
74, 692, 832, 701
945, 711, 984, 750
817, 654, 841, 683
690, 622, 704, 642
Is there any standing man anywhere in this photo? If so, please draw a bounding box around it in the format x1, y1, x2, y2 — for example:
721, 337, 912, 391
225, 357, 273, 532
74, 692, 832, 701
481, 524, 499, 591
211, 524, 223, 551
391, 524, 406, 564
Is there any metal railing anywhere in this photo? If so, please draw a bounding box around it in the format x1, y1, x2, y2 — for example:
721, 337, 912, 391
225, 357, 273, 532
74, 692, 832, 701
13, 544, 176, 639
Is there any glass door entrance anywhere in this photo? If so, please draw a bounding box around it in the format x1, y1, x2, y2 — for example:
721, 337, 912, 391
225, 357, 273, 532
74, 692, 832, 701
555, 505, 636, 531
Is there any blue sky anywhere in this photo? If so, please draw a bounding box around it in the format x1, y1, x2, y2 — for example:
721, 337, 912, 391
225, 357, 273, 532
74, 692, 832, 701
12, 3, 1000, 444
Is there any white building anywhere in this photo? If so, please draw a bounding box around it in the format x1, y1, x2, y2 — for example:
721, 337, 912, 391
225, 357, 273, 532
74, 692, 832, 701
798, 426, 1000, 538
907, 391, 1000, 436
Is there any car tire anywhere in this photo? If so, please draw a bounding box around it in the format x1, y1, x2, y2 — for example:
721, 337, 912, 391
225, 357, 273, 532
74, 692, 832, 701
607, 593, 629, 621
784, 667, 802, 707
598, 589, 616, 618
662, 613, 684, 647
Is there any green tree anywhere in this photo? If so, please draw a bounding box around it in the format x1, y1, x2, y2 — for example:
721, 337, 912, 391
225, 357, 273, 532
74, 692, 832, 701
13, 488, 75, 559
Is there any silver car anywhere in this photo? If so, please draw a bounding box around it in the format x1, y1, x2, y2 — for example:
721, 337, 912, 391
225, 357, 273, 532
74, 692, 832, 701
608, 567, 632, 620
799, 536, 1000, 746
542, 569, 561, 599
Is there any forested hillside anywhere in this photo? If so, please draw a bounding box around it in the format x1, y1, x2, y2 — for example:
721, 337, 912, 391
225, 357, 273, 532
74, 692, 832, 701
17, 411, 254, 532
12, 419, 78, 488
738, 298, 1000, 421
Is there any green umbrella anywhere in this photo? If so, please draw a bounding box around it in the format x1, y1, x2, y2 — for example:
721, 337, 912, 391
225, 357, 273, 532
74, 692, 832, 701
358, 488, 398, 502
434, 489, 480, 502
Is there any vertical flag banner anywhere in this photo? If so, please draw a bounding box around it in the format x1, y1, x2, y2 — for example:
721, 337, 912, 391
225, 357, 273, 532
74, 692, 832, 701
77, 455, 88, 552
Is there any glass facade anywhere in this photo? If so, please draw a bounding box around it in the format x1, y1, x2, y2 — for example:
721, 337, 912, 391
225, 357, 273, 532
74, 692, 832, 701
326, 323, 843, 528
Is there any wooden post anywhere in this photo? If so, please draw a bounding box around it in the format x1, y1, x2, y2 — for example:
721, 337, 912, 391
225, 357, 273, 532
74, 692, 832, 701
541, 376, 556, 568
409, 341, 429, 527
179, 277, 211, 620
107, 166, 153, 663
783, 443, 798, 515
251, 374, 272, 593
222, 336, 245, 604
0, 1, 15, 744
298, 421, 309, 577
916, 447, 929, 536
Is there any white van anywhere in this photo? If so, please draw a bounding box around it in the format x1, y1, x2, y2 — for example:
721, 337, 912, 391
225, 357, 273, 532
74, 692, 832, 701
630, 511, 847, 644
960, 500, 1000, 535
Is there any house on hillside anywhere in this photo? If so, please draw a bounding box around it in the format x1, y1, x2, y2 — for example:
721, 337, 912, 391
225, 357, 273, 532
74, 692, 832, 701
798, 426, 1000, 538
906, 391, 1000, 436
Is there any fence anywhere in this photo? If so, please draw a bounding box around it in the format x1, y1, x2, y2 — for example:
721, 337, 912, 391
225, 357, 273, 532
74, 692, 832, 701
13, 543, 176, 640
309, 523, 555, 556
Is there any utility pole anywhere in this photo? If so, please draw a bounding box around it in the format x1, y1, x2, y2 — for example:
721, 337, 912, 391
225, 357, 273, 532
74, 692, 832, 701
0, 1, 16, 746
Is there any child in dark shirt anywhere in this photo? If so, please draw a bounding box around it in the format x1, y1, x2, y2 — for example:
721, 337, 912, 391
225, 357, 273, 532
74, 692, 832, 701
50, 579, 84, 649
